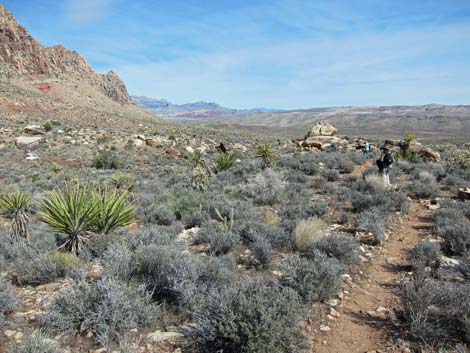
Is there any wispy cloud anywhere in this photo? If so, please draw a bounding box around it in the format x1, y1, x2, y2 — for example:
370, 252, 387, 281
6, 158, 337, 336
63, 0, 116, 25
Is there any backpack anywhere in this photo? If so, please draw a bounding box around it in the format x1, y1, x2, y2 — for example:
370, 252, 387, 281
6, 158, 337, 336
376, 158, 384, 172
383, 153, 394, 167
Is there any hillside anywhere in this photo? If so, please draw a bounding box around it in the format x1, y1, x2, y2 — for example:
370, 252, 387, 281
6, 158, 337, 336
199, 104, 470, 138
131, 95, 278, 118
0, 4, 156, 128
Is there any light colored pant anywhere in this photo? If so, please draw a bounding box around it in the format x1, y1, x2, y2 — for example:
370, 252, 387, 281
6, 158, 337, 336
383, 167, 391, 186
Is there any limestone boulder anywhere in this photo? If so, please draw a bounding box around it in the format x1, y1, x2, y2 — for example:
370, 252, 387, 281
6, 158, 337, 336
306, 123, 337, 137
23, 125, 45, 135
409, 146, 441, 162
15, 136, 44, 146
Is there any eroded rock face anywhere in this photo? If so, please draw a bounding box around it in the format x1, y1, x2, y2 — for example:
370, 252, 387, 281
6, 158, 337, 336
0, 5, 130, 104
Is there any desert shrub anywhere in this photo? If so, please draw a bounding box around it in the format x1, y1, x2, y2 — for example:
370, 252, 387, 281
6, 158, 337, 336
444, 146, 470, 171
280, 251, 343, 303
293, 217, 326, 252
389, 190, 411, 214
243, 169, 286, 205
101, 242, 135, 280
364, 174, 387, 193
87, 233, 124, 258
434, 205, 470, 255
141, 204, 176, 226
133, 244, 201, 305
403, 270, 470, 346
12, 330, 60, 353
240, 222, 292, 250
411, 241, 442, 271
197, 256, 237, 289
188, 280, 306, 353
109, 173, 136, 192
248, 236, 273, 269
285, 170, 308, 184
196, 223, 239, 256
356, 209, 387, 244
439, 218, 470, 255
401, 271, 443, 343
158, 189, 205, 222
408, 171, 440, 198
185, 210, 210, 228
0, 277, 18, 323
13, 253, 60, 286
92, 150, 123, 169
128, 225, 180, 249
310, 235, 360, 267
42, 277, 158, 344
337, 159, 355, 174
322, 169, 339, 182
45, 252, 83, 277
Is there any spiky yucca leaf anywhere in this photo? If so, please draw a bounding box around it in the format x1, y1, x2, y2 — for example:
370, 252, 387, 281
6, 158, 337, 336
38, 183, 98, 254
0, 190, 31, 241
92, 187, 136, 235
211, 153, 236, 174
255, 144, 276, 167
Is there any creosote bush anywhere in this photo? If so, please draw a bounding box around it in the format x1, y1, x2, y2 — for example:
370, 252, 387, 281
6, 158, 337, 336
196, 222, 239, 256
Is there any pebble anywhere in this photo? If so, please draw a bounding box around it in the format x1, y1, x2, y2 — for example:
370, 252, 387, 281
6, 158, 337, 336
319, 325, 331, 332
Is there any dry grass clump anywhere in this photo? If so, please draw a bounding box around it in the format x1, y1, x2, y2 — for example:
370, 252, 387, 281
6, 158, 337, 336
294, 217, 326, 252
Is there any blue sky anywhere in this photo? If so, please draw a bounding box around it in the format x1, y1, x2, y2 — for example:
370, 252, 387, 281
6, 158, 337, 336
3, 0, 470, 109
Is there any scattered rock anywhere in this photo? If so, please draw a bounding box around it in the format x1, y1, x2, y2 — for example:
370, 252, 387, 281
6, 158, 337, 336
325, 299, 338, 307
147, 330, 184, 342
15, 136, 43, 146
458, 188, 470, 201
23, 125, 45, 135
319, 325, 331, 332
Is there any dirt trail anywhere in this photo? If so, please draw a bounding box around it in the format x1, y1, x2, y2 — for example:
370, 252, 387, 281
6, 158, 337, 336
315, 174, 432, 352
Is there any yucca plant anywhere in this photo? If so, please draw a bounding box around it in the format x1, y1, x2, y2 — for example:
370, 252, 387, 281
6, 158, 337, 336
38, 183, 99, 254
0, 190, 31, 241
255, 144, 276, 168
211, 153, 236, 174
91, 187, 136, 235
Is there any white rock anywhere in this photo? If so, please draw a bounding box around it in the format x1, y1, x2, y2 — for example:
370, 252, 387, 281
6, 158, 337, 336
147, 330, 184, 342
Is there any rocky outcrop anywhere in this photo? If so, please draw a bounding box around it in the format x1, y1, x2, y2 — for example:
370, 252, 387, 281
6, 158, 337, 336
299, 123, 346, 151
306, 123, 337, 137
0, 5, 130, 104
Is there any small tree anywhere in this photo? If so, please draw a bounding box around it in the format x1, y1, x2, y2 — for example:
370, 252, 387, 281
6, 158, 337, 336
0, 191, 31, 241
256, 144, 276, 168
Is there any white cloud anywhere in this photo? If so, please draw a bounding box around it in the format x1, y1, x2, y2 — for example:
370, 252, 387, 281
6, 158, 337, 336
64, 0, 115, 25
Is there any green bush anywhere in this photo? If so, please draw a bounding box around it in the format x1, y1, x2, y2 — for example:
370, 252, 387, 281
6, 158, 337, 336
92, 150, 123, 169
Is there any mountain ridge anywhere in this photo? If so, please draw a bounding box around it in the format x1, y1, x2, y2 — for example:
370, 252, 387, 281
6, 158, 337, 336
131, 95, 280, 118
0, 4, 130, 105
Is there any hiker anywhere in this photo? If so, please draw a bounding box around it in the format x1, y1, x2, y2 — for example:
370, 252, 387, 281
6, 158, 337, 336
363, 141, 371, 158
217, 142, 227, 154
377, 145, 394, 186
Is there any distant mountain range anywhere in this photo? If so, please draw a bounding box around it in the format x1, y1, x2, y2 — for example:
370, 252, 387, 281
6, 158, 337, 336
195, 104, 470, 138
131, 96, 280, 118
